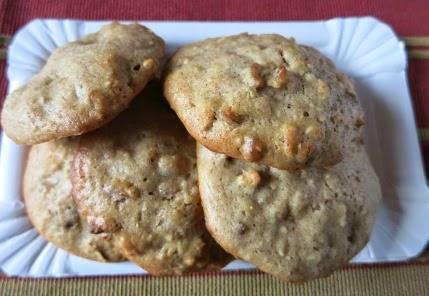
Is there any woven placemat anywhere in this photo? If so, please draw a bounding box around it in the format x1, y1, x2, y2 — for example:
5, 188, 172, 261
1, 0, 429, 290
1, 263, 429, 296
0, 34, 429, 296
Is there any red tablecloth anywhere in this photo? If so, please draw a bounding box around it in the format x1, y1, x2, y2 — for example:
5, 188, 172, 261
1, 1, 429, 293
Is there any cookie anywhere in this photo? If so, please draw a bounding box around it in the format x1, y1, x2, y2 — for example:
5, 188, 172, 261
197, 143, 381, 281
72, 85, 231, 275
164, 34, 364, 170
2, 22, 165, 145
23, 139, 124, 262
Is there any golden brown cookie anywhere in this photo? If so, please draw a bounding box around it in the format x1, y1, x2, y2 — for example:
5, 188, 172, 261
23, 139, 124, 262
2, 22, 165, 145
72, 84, 231, 275
164, 34, 363, 170
197, 143, 381, 281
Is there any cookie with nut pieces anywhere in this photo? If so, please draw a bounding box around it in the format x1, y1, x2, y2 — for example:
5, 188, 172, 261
164, 34, 364, 170
23, 139, 125, 262
197, 142, 381, 281
72, 84, 231, 275
2, 22, 165, 145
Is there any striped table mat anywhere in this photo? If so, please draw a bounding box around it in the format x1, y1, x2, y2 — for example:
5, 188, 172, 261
1, 0, 429, 295
1, 263, 429, 295
0, 32, 428, 296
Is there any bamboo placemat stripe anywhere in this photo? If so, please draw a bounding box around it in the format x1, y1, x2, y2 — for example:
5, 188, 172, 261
403, 36, 429, 59
403, 36, 429, 47
419, 128, 429, 143
1, 265, 429, 296
408, 50, 429, 59
0, 34, 10, 60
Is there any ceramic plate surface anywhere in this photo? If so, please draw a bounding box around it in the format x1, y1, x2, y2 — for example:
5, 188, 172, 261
1, 17, 428, 277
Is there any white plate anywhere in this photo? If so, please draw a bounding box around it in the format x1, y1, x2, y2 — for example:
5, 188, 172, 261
1, 17, 429, 277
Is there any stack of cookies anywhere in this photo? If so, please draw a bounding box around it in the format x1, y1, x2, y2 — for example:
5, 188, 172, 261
1, 22, 382, 281
3, 23, 230, 275
164, 35, 382, 281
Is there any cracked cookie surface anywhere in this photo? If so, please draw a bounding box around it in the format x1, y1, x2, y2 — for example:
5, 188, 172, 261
72, 85, 231, 275
164, 34, 363, 170
23, 138, 124, 262
2, 22, 165, 145
197, 142, 381, 281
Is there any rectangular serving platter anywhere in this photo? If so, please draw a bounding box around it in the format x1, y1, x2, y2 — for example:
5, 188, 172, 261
1, 17, 429, 277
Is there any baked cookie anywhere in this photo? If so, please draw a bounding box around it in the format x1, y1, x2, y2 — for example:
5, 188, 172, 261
23, 139, 124, 262
164, 34, 364, 170
197, 143, 381, 281
72, 85, 231, 275
2, 22, 165, 145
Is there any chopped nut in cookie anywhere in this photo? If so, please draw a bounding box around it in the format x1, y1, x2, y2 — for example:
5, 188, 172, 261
245, 169, 262, 187
248, 63, 265, 89
222, 107, 244, 124
355, 117, 365, 128
240, 136, 265, 161
304, 124, 322, 141
105, 179, 140, 202
158, 180, 180, 198
87, 216, 119, 234
295, 140, 314, 163
236, 222, 249, 235
157, 154, 188, 176
201, 108, 216, 131
283, 124, 314, 163
315, 79, 330, 100
143, 58, 155, 69
268, 65, 288, 89
237, 168, 262, 188
283, 124, 299, 155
